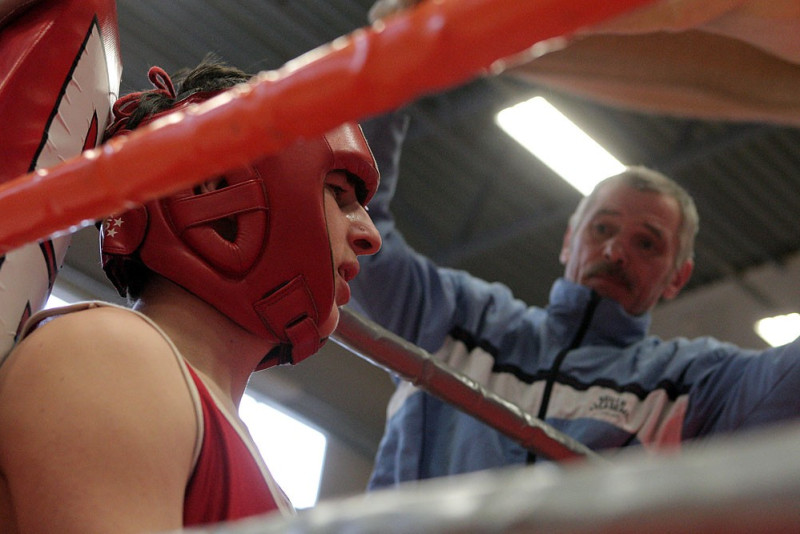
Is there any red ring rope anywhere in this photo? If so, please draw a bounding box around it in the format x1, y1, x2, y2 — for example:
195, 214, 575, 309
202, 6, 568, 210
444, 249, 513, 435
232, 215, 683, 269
0, 0, 655, 254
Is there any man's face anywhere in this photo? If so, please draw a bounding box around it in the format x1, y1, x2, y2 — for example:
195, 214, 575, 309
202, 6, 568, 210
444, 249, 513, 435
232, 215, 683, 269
317, 170, 382, 338
559, 183, 693, 316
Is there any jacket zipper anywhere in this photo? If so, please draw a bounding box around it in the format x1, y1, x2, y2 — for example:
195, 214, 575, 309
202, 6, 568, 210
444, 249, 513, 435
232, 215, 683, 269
527, 291, 600, 464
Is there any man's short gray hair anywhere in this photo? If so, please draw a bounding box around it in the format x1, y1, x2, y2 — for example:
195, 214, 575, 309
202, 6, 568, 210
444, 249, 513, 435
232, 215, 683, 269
568, 166, 699, 266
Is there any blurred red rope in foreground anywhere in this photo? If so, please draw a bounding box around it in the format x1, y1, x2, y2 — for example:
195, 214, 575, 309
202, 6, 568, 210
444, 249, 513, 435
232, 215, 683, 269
0, 0, 655, 253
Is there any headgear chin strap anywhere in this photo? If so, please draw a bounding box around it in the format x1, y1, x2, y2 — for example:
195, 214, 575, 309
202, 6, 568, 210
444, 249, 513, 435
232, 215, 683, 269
100, 66, 378, 369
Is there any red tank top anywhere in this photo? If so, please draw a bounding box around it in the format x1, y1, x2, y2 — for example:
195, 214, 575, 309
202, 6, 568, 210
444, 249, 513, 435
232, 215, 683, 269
183, 365, 291, 525
22, 302, 293, 525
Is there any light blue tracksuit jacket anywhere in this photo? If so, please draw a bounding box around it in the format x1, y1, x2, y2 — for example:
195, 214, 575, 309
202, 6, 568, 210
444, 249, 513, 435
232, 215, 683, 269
351, 111, 800, 490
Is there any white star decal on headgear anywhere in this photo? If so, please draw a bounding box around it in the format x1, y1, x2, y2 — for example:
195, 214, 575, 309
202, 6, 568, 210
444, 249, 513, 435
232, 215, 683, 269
102, 216, 123, 237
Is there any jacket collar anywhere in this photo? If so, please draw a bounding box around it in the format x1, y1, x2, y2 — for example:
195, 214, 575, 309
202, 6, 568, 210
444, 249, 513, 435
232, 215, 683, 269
549, 278, 650, 346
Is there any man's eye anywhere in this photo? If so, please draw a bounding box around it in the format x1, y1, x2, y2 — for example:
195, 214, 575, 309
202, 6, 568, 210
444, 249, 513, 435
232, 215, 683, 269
326, 182, 360, 209
326, 182, 353, 200
327, 184, 346, 196
637, 237, 658, 252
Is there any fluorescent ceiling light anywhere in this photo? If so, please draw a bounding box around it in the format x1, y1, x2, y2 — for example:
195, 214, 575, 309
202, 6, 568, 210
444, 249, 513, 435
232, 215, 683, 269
496, 96, 626, 195
754, 313, 800, 347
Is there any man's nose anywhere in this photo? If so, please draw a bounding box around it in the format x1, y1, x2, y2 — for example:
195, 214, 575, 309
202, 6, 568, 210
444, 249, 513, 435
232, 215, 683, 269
350, 207, 382, 256
603, 238, 626, 265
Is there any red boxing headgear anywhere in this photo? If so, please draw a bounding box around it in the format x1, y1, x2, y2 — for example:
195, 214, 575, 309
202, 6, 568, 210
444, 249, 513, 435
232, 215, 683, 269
100, 67, 378, 368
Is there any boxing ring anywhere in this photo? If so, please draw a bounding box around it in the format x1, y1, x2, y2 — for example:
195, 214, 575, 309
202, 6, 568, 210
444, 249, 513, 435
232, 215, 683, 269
2, 0, 800, 532
184, 418, 800, 533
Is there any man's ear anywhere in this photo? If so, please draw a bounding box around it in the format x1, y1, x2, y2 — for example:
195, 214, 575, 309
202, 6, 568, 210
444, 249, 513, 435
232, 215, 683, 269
559, 226, 573, 265
661, 259, 694, 301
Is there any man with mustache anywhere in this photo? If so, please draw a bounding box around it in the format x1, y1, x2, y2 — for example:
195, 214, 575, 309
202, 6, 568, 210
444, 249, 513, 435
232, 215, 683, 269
559, 165, 694, 318
351, 109, 800, 489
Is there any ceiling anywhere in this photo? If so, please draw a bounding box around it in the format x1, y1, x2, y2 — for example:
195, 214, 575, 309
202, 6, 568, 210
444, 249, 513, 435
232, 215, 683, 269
55, 0, 800, 498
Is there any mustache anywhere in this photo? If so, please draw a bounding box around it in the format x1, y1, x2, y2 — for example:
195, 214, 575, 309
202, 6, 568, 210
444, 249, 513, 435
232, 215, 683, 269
585, 262, 634, 291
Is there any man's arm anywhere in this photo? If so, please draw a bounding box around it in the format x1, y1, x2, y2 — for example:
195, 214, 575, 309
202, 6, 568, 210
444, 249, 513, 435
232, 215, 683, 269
353, 111, 467, 352
354, 106, 540, 356
0, 307, 197, 533
681, 339, 800, 438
